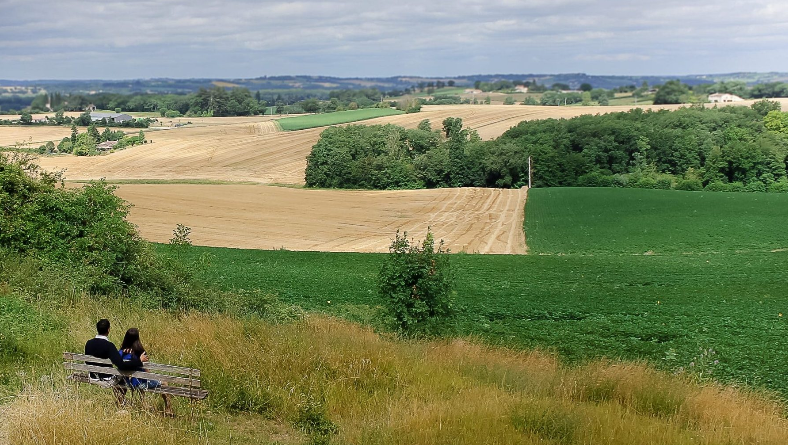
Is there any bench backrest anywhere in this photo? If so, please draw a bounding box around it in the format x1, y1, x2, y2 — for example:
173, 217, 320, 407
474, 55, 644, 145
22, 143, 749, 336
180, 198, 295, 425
63, 352, 207, 399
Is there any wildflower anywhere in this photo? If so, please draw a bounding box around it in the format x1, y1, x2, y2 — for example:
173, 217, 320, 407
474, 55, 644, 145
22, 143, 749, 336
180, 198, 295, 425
714, 360, 719, 365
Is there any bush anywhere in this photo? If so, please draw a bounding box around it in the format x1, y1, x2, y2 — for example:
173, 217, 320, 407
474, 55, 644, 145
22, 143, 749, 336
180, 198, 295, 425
576, 172, 613, 187
634, 177, 657, 189
744, 181, 766, 193
378, 230, 455, 336
704, 181, 729, 192
768, 180, 788, 193
0, 153, 173, 294
675, 178, 703, 191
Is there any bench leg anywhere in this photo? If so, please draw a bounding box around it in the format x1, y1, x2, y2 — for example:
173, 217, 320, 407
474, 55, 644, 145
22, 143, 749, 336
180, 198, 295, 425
112, 386, 128, 407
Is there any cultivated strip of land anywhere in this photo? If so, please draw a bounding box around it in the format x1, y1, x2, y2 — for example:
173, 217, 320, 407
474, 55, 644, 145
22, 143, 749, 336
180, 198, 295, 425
114, 184, 527, 254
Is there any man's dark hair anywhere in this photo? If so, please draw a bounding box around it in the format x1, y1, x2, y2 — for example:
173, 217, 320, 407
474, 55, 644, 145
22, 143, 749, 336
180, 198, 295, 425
96, 319, 110, 336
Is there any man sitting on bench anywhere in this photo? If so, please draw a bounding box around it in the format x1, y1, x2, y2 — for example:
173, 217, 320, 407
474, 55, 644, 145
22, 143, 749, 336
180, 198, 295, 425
84, 319, 148, 385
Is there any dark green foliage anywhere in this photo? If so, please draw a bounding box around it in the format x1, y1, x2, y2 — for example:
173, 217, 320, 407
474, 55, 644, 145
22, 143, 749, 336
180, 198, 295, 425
305, 124, 422, 189
0, 154, 181, 295
378, 230, 454, 335
653, 80, 691, 104
751, 99, 781, 117
305, 106, 788, 192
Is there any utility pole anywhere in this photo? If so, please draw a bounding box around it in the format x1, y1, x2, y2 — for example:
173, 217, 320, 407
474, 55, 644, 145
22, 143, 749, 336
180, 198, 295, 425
528, 156, 532, 189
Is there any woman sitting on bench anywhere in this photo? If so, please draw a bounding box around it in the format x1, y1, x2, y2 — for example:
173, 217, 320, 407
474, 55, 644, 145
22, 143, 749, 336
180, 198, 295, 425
120, 328, 173, 415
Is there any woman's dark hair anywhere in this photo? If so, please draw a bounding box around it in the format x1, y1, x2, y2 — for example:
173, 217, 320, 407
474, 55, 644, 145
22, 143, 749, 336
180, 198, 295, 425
120, 328, 145, 357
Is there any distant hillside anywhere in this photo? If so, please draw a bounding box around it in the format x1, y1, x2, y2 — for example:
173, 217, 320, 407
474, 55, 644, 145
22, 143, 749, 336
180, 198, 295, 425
2, 72, 787, 95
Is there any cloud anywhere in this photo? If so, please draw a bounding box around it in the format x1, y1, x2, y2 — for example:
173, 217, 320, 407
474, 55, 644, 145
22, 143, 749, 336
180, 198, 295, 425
1, 0, 787, 79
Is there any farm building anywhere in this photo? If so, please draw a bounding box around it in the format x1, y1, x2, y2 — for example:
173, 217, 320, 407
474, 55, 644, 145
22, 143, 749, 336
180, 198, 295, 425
708, 93, 744, 103
96, 140, 119, 150
90, 112, 133, 123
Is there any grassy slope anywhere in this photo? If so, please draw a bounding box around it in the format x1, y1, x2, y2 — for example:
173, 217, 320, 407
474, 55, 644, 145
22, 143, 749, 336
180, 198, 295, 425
5, 297, 787, 444
276, 108, 404, 131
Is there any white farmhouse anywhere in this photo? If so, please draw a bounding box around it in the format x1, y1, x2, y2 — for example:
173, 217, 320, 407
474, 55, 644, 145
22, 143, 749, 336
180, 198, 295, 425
708, 93, 744, 103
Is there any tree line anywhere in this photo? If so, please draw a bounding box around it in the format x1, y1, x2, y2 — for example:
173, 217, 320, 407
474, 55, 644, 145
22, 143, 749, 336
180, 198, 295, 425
305, 100, 788, 193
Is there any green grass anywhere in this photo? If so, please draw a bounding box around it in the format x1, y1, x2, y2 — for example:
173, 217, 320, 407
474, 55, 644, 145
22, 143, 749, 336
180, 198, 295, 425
176, 247, 788, 398
525, 188, 788, 255
276, 108, 404, 131
171, 187, 788, 398
607, 95, 654, 106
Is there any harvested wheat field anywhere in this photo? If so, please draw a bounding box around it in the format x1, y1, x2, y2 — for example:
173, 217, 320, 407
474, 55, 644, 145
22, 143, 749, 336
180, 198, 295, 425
365, 104, 694, 139
0, 126, 73, 147
38, 121, 316, 184
35, 103, 706, 185
114, 184, 527, 254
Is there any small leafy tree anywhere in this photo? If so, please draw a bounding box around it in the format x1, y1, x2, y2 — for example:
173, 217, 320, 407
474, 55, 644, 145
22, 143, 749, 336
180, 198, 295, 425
378, 229, 454, 335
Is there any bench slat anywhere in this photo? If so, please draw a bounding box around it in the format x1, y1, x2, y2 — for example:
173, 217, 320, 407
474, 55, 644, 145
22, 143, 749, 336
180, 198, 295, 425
64, 352, 200, 377
64, 363, 201, 388
147, 385, 209, 400
67, 373, 208, 400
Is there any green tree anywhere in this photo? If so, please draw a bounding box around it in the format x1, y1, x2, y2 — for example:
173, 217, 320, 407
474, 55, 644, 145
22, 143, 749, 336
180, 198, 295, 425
503, 96, 515, 105
751, 99, 781, 117
653, 80, 690, 105
378, 229, 454, 335
88, 124, 101, 142
19, 111, 32, 125
580, 83, 593, 92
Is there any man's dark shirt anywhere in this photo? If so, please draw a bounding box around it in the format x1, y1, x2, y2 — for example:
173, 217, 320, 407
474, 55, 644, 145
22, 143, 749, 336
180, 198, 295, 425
84, 336, 143, 379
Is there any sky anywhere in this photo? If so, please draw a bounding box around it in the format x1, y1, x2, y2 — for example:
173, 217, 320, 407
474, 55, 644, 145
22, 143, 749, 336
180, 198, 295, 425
1, 0, 787, 80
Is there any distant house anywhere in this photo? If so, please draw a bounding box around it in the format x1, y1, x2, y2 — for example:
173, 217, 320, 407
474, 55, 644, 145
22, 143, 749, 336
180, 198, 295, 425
464, 89, 483, 94
96, 140, 119, 150
514, 85, 529, 93
90, 112, 133, 123
85, 104, 97, 112
708, 93, 744, 103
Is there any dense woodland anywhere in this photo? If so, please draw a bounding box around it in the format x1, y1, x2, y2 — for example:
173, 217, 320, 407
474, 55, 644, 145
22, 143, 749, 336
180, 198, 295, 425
305, 100, 788, 192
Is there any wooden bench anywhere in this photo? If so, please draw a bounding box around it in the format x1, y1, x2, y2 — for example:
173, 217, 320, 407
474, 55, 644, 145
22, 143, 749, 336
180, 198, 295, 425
63, 352, 208, 406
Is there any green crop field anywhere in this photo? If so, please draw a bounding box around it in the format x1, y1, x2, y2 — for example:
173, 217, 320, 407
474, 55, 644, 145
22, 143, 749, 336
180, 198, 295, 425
276, 108, 404, 131
172, 188, 788, 398
526, 188, 788, 255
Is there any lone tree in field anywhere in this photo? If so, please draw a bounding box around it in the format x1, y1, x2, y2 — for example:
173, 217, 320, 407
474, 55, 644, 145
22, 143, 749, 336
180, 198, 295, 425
378, 229, 455, 335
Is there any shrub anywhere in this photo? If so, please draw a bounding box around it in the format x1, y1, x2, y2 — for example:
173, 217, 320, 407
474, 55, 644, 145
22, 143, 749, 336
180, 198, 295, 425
0, 153, 175, 294
768, 180, 788, 193
704, 181, 729, 192
675, 178, 703, 191
576, 172, 613, 187
378, 230, 455, 336
744, 181, 766, 193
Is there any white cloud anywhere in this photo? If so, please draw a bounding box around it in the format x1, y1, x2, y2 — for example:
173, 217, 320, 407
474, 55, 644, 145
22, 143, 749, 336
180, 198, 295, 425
0, 0, 786, 78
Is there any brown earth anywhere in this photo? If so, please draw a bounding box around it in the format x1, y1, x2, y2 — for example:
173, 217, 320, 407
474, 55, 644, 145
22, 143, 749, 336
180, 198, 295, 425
114, 184, 528, 254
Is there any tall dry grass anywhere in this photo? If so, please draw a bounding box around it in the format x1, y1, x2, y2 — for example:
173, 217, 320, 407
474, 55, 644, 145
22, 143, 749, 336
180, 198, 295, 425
2, 298, 787, 444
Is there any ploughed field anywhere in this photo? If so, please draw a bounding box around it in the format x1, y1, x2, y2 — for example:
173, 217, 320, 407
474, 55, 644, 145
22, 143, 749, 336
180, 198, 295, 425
115, 184, 527, 254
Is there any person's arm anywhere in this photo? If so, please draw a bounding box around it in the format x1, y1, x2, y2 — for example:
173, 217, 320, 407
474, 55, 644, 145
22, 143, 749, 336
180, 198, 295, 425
107, 347, 143, 370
